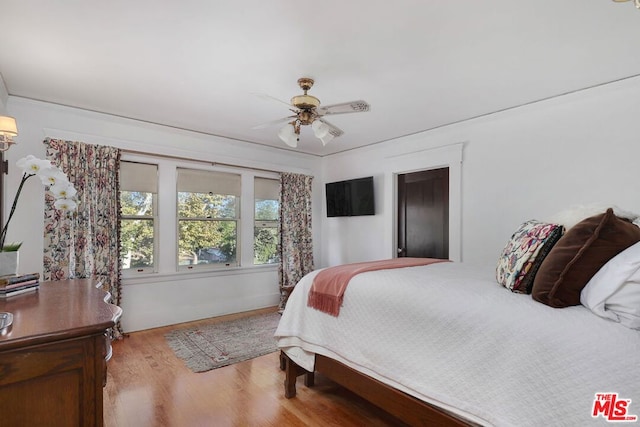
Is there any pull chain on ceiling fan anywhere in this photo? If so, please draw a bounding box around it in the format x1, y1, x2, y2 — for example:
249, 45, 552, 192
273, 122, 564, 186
253, 77, 370, 148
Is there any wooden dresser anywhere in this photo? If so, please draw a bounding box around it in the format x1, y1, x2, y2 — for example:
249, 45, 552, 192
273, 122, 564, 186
0, 279, 122, 427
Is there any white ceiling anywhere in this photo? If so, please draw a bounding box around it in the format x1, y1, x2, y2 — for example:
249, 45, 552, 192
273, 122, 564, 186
1, 1, 639, 156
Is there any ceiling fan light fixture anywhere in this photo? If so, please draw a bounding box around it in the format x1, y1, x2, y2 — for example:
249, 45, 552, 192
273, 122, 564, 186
311, 119, 330, 139
278, 123, 298, 148
257, 77, 369, 149
319, 132, 335, 146
278, 122, 294, 138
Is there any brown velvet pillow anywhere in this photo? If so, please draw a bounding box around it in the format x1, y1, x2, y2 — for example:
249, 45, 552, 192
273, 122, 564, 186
532, 208, 640, 308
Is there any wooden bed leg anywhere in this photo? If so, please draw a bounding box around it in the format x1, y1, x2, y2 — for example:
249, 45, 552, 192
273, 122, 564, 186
282, 351, 312, 399
285, 361, 297, 398
279, 350, 286, 371
284, 353, 299, 398
304, 371, 315, 387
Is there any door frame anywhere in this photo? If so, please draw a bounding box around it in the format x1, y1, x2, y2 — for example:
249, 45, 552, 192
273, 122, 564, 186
384, 142, 463, 262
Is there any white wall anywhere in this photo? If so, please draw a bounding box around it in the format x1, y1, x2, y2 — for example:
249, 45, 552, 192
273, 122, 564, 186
2, 97, 322, 332
320, 76, 640, 268
321, 142, 463, 266
0, 77, 8, 110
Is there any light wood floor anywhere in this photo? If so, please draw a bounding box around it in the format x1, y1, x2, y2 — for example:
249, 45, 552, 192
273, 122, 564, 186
103, 307, 407, 427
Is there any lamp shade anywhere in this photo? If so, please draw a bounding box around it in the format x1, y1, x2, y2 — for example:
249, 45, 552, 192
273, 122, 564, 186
0, 116, 18, 136
312, 120, 330, 139
319, 133, 335, 146
278, 123, 298, 148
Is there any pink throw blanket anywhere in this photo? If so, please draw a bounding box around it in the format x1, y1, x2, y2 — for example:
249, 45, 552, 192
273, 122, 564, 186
307, 257, 449, 316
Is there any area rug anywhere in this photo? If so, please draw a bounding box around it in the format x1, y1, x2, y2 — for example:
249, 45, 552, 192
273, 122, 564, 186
165, 311, 281, 373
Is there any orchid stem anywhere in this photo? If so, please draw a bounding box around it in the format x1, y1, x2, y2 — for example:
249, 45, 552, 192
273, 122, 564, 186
0, 173, 34, 251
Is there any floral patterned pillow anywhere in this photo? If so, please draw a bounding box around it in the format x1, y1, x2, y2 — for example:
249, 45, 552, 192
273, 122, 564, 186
496, 220, 564, 294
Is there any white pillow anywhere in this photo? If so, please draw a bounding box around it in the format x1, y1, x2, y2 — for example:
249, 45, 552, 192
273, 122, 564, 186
606, 281, 640, 329
548, 204, 640, 231
580, 241, 640, 329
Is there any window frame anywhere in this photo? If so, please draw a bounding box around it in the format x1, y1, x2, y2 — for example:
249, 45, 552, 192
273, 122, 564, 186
176, 168, 242, 271
119, 161, 159, 276
119, 154, 282, 280
253, 177, 280, 266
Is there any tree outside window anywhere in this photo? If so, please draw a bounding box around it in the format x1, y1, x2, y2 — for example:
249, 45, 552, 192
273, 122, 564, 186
119, 161, 157, 272
254, 177, 279, 265
177, 169, 240, 269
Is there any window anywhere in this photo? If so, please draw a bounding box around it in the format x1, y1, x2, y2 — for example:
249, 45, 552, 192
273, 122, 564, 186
120, 161, 158, 273
119, 155, 281, 277
254, 177, 279, 265
177, 168, 240, 268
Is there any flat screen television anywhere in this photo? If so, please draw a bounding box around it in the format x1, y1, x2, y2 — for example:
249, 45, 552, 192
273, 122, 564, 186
326, 176, 375, 217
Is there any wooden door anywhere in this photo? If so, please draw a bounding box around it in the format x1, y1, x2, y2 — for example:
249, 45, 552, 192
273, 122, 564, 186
397, 168, 449, 259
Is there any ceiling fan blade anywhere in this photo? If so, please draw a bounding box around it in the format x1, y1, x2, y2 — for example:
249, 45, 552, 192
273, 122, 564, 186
251, 116, 296, 130
252, 92, 293, 108
318, 118, 344, 138
317, 100, 370, 116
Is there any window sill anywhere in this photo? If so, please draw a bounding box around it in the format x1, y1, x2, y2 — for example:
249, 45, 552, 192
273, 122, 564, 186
122, 264, 278, 286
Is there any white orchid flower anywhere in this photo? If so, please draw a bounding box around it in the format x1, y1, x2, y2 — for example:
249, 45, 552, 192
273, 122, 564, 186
15, 154, 36, 169
16, 155, 52, 176
50, 182, 77, 200
1, 155, 79, 251
39, 168, 69, 187
54, 198, 77, 212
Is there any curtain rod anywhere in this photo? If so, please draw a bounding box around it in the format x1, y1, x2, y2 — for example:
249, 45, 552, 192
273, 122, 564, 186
122, 149, 283, 175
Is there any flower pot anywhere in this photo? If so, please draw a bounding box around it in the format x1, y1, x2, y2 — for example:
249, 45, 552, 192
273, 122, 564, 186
0, 251, 19, 277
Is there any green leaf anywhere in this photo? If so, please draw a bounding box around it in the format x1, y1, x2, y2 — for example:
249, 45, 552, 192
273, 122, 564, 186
1, 242, 22, 252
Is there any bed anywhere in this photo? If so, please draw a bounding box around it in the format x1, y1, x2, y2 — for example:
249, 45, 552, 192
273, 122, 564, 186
275, 208, 640, 426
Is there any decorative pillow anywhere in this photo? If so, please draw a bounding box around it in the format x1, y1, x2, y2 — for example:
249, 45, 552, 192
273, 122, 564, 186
532, 208, 640, 308
581, 241, 640, 329
496, 220, 564, 294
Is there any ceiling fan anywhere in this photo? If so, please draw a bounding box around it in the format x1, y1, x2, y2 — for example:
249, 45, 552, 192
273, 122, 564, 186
253, 77, 370, 148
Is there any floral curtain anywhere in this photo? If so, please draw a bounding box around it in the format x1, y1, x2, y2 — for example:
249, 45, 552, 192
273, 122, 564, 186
278, 172, 314, 312
43, 138, 123, 338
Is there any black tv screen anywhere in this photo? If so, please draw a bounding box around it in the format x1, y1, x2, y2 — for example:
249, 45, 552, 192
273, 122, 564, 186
326, 176, 375, 217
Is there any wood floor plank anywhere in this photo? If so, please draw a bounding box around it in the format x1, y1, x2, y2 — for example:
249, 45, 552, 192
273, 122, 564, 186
103, 307, 406, 426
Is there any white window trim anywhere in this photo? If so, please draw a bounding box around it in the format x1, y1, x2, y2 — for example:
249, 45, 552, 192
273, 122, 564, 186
253, 176, 280, 266
120, 160, 159, 277
177, 167, 241, 271
120, 153, 281, 278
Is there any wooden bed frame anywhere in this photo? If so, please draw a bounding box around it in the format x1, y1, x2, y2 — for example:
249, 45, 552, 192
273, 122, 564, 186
280, 351, 470, 426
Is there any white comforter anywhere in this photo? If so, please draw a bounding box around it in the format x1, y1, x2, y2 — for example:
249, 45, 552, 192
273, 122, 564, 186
275, 262, 640, 427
